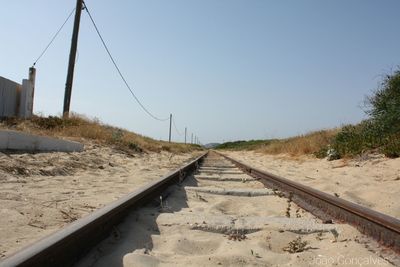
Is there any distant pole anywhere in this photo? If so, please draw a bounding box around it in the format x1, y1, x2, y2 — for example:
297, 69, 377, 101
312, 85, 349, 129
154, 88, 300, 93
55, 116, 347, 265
191, 133, 193, 144
63, 0, 83, 117
184, 127, 187, 144
168, 113, 172, 142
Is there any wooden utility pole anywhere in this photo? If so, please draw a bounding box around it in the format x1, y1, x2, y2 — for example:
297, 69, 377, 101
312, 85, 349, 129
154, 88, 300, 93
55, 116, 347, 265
63, 0, 84, 117
168, 114, 172, 142
184, 127, 187, 144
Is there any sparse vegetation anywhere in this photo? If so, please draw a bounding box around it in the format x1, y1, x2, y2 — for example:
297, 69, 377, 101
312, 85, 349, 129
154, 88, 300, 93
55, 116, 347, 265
0, 113, 202, 154
215, 139, 275, 150
332, 69, 400, 158
217, 129, 338, 157
283, 237, 308, 253
261, 130, 338, 156
217, 69, 400, 159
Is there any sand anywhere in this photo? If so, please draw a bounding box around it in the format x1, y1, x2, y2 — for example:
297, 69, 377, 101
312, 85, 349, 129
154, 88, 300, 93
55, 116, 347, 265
223, 151, 400, 219
0, 143, 201, 258
76, 154, 396, 267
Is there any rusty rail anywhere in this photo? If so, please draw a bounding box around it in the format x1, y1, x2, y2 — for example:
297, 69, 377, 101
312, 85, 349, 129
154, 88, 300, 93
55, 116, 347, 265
216, 151, 400, 253
0, 152, 208, 267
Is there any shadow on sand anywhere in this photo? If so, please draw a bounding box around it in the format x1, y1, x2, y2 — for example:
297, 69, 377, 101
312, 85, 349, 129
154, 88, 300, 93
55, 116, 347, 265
75, 174, 199, 267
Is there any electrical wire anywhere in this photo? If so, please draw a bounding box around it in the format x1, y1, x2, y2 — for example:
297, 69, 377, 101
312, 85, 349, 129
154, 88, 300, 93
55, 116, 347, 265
172, 117, 183, 136
83, 2, 169, 122
32, 8, 76, 67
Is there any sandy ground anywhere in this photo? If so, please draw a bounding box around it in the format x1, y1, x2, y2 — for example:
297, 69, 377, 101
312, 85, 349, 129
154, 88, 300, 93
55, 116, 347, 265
222, 151, 400, 220
0, 143, 201, 258
76, 154, 395, 267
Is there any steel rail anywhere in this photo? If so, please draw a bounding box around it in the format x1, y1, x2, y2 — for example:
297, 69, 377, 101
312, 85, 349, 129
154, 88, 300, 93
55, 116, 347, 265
0, 152, 208, 267
215, 151, 400, 253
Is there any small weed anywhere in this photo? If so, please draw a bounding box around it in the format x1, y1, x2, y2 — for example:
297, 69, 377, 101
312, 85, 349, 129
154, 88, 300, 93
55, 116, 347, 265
250, 249, 261, 258
285, 192, 293, 218
283, 237, 308, 253
295, 208, 301, 218
228, 230, 247, 241
316, 232, 324, 241
314, 147, 328, 159
128, 142, 143, 152
330, 229, 339, 242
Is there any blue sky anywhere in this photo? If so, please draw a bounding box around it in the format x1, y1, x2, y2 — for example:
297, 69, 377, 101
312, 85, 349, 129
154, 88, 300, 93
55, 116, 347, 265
1, 1, 399, 143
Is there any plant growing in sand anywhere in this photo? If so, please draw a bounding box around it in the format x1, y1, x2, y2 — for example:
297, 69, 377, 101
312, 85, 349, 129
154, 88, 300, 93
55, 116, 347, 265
333, 69, 400, 158
0, 113, 201, 154
283, 236, 309, 253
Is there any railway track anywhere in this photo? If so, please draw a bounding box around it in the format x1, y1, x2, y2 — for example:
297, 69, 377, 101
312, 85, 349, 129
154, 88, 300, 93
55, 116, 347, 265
1, 151, 399, 266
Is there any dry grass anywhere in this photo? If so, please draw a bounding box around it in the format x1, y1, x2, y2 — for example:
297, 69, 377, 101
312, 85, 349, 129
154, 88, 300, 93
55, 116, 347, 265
258, 129, 339, 156
215, 129, 339, 158
0, 114, 201, 154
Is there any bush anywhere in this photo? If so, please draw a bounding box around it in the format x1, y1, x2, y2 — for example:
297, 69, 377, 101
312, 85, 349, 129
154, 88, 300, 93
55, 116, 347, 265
366, 70, 400, 135
128, 142, 143, 152
381, 134, 400, 158
332, 69, 400, 158
314, 147, 328, 159
332, 121, 384, 156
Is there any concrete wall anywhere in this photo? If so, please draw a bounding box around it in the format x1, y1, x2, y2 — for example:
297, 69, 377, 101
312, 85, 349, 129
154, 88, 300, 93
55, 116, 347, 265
0, 68, 35, 118
0, 76, 21, 118
0, 130, 84, 153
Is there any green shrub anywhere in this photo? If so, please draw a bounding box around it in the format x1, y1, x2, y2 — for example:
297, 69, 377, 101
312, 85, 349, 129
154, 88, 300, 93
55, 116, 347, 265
314, 147, 328, 159
333, 124, 365, 156
332, 69, 400, 158
366, 70, 400, 135
128, 142, 143, 152
381, 134, 400, 158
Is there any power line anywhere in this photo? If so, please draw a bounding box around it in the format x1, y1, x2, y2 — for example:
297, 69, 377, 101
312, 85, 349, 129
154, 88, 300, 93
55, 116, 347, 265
83, 2, 169, 122
32, 7, 76, 67
172, 117, 183, 136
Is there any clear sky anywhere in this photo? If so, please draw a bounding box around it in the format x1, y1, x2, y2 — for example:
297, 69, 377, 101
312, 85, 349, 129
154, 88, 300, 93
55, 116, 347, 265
1, 1, 399, 144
